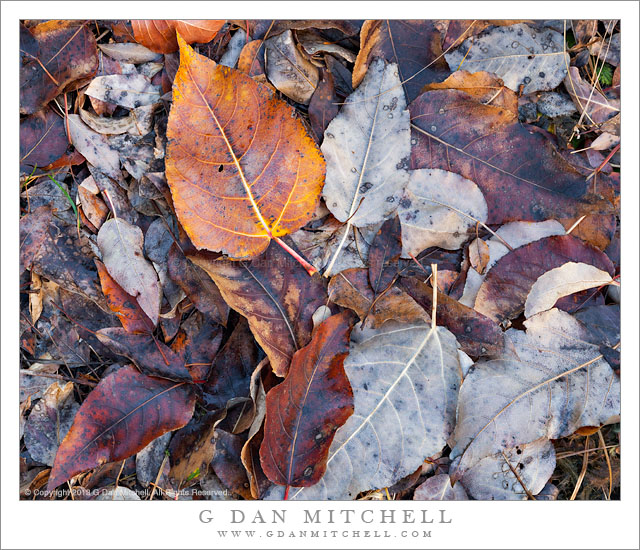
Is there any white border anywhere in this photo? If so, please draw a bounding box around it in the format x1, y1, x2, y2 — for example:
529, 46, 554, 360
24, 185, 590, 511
2, 3, 638, 549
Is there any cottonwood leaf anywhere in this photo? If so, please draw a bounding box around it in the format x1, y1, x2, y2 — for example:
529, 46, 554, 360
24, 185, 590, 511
165, 37, 325, 260
99, 42, 162, 63
469, 237, 490, 274
308, 69, 340, 143
260, 311, 355, 488
459, 220, 565, 307
287, 320, 461, 500
353, 20, 449, 101
264, 30, 319, 104
564, 66, 620, 124
449, 308, 620, 480
97, 218, 161, 325
368, 216, 402, 295
444, 23, 569, 94
321, 58, 410, 275
398, 168, 488, 257
413, 474, 468, 500
474, 235, 614, 322
85, 74, 161, 109
410, 88, 616, 248
131, 20, 225, 53
459, 437, 556, 500
190, 240, 327, 377
48, 366, 196, 490
524, 262, 614, 318
20, 108, 68, 173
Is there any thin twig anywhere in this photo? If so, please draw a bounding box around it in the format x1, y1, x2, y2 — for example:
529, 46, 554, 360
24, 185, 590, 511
501, 450, 536, 500
431, 263, 438, 329
597, 428, 613, 500
570, 435, 591, 500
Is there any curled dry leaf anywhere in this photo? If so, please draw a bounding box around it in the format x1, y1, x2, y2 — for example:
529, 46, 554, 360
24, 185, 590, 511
413, 474, 468, 500
564, 66, 620, 125
474, 235, 614, 323
20, 21, 98, 114
260, 311, 355, 488
398, 168, 488, 257
99, 42, 162, 64
459, 437, 556, 500
190, 241, 327, 377
288, 320, 461, 500
85, 74, 162, 109
264, 30, 319, 104
321, 58, 410, 275
450, 308, 620, 481
166, 37, 325, 260
48, 365, 196, 490
97, 218, 162, 325
524, 262, 614, 318
445, 23, 569, 94
131, 20, 225, 54
353, 20, 449, 101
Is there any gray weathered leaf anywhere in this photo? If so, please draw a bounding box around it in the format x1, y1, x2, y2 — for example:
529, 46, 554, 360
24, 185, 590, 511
136, 432, 172, 487
588, 33, 620, 66
79, 105, 156, 136
413, 474, 468, 500
564, 66, 620, 124
450, 308, 620, 480
459, 220, 565, 307
524, 262, 613, 318
398, 168, 488, 257
97, 218, 161, 324
287, 321, 461, 500
459, 437, 556, 500
85, 74, 161, 109
322, 58, 410, 275
99, 42, 162, 64
264, 30, 319, 104
219, 29, 247, 68
445, 23, 569, 94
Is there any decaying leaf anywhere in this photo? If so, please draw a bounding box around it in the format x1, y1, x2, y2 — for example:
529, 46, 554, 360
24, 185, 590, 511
131, 20, 225, 53
564, 66, 620, 125
99, 42, 162, 63
85, 74, 161, 109
166, 37, 325, 259
445, 23, 569, 94
413, 474, 468, 500
368, 216, 402, 296
77, 177, 109, 229
260, 311, 354, 488
308, 69, 340, 142
20, 108, 68, 173
48, 365, 196, 489
468, 237, 490, 275
288, 320, 461, 500
97, 218, 162, 325
450, 308, 620, 481
321, 58, 410, 275
524, 262, 614, 318
398, 168, 488, 257
191, 241, 327, 377
264, 30, 319, 104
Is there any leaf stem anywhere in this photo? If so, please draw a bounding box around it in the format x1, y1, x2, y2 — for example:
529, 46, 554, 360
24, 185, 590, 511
273, 237, 317, 276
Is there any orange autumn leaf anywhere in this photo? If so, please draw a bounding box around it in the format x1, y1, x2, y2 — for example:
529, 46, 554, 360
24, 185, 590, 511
131, 20, 225, 53
165, 36, 325, 261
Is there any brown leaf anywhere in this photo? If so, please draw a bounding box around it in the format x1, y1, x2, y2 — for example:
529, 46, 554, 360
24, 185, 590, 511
20, 21, 98, 114
564, 66, 620, 124
166, 37, 325, 260
468, 237, 490, 275
212, 430, 252, 499
20, 108, 68, 174
131, 20, 225, 53
399, 276, 505, 357
410, 88, 616, 248
260, 311, 355, 488
368, 215, 402, 296
329, 268, 428, 328
77, 176, 109, 230
353, 20, 449, 101
95, 260, 155, 333
474, 235, 615, 322
308, 69, 339, 143
167, 244, 228, 327
190, 241, 328, 377
237, 39, 266, 78
48, 365, 196, 489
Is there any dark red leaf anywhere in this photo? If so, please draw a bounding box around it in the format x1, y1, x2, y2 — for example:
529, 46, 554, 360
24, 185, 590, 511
368, 215, 402, 295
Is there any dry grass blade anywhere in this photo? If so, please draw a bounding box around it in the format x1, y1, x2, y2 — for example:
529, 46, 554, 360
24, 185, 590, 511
570, 435, 591, 500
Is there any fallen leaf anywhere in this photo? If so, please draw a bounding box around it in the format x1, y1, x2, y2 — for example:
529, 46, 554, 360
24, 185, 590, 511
564, 66, 620, 124
237, 39, 266, 78
321, 58, 410, 275
413, 474, 468, 500
524, 262, 614, 318
398, 168, 488, 257
85, 74, 161, 109
48, 365, 196, 489
166, 37, 325, 259
260, 311, 355, 488
474, 235, 614, 322
353, 20, 449, 101
574, 304, 620, 349
190, 241, 327, 377
97, 218, 162, 325
20, 108, 68, 173
20, 21, 98, 114
24, 382, 79, 467
264, 30, 319, 104
308, 69, 340, 143
459, 437, 556, 500
468, 237, 490, 275
588, 33, 620, 66
99, 42, 162, 64
136, 432, 171, 487
400, 277, 505, 358
445, 23, 568, 94
450, 308, 620, 480
368, 216, 402, 296
297, 29, 356, 63
288, 320, 461, 500
77, 177, 109, 230
131, 20, 225, 53
211, 429, 252, 499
